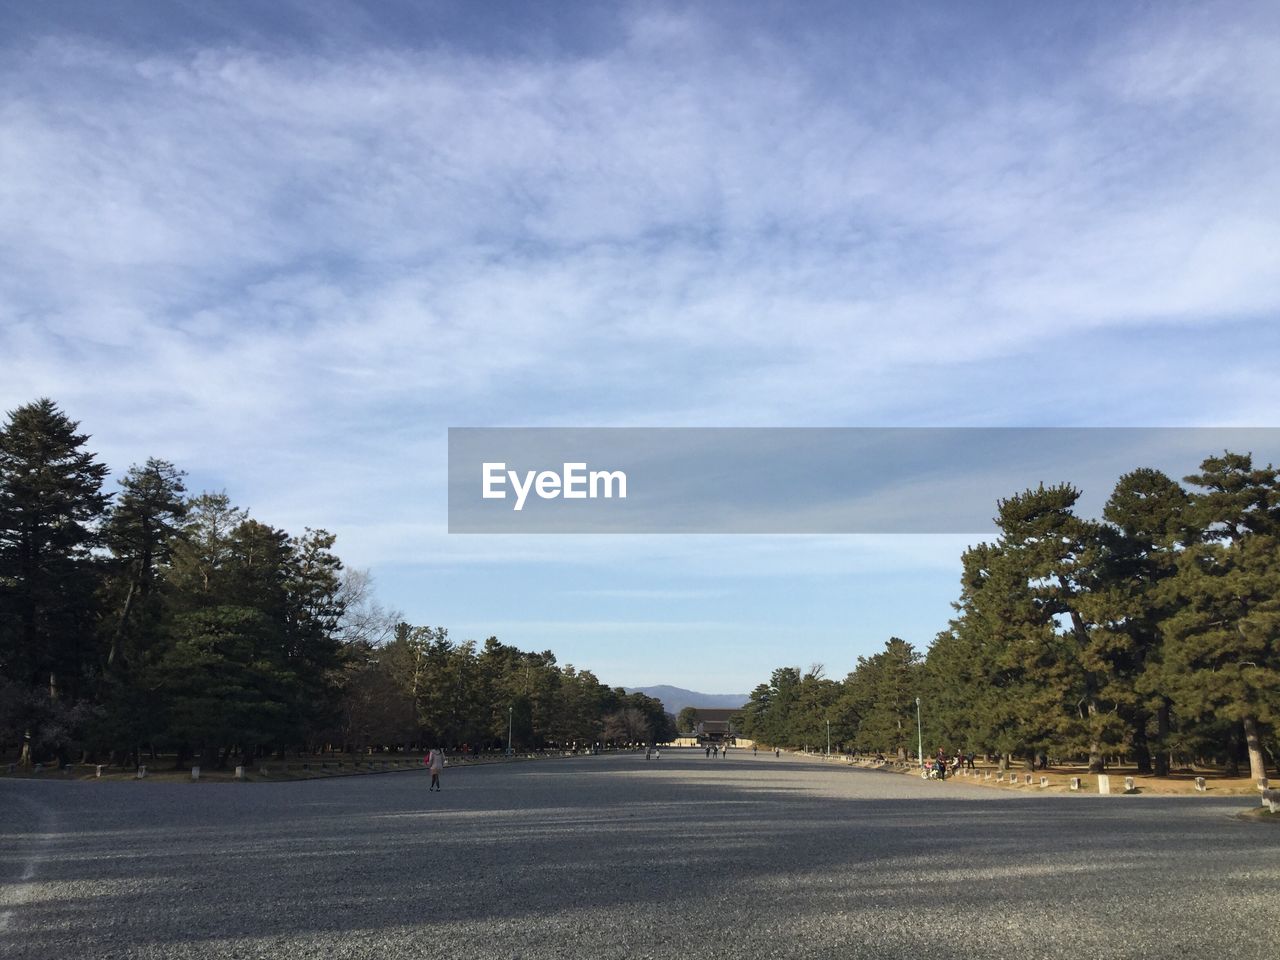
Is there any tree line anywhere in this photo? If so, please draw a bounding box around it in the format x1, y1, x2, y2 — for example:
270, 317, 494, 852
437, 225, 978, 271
736, 455, 1280, 780
0, 399, 673, 768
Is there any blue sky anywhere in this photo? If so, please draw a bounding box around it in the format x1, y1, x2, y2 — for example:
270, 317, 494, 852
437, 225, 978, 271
3, 2, 1278, 694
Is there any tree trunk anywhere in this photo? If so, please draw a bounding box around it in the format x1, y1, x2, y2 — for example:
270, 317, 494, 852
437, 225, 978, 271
1077, 694, 1103, 771
1153, 700, 1171, 777
1131, 710, 1152, 774
1225, 726, 1241, 778
1243, 715, 1267, 782
107, 578, 138, 669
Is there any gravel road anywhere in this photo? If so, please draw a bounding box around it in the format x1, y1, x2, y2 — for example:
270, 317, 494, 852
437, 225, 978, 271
2, 748, 1276, 959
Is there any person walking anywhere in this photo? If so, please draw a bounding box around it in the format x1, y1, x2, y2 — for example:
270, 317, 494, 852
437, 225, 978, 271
427, 747, 444, 791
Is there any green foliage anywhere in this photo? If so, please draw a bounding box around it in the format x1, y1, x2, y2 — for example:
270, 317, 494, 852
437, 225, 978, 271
676, 706, 699, 733
0, 399, 110, 702
1159, 455, 1280, 779
741, 454, 1280, 777
839, 641, 918, 755
0, 398, 655, 764
4, 397, 1277, 776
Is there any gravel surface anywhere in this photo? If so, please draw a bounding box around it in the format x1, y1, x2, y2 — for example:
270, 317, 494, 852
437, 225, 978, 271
2, 748, 1277, 959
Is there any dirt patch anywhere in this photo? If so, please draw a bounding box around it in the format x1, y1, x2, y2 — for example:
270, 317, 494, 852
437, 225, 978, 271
816, 754, 1266, 796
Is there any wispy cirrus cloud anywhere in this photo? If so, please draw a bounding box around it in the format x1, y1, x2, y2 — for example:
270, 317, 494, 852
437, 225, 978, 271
2, 2, 1278, 684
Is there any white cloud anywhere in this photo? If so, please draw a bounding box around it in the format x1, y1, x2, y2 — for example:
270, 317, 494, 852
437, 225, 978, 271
1, 3, 1278, 575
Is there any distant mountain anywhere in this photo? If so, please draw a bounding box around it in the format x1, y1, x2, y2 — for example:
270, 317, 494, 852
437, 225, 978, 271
625, 685, 748, 716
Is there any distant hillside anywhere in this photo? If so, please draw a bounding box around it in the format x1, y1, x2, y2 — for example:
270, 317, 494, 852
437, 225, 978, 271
625, 685, 748, 717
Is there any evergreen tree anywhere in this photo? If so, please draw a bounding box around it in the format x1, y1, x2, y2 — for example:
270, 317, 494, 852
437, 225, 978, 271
101, 459, 188, 671
1163, 453, 1280, 781
1091, 468, 1188, 775
840, 640, 921, 757
0, 399, 110, 763
97, 457, 189, 762
991, 484, 1114, 770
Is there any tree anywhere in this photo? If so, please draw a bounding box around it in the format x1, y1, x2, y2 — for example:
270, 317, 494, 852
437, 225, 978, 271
790, 663, 840, 751
164, 492, 246, 605
1091, 468, 1188, 775
0, 399, 110, 764
101, 458, 187, 671
156, 606, 293, 766
990, 484, 1115, 771
1162, 453, 1280, 781
841, 640, 921, 757
94, 459, 188, 758
677, 706, 700, 734
603, 707, 650, 745
282, 527, 347, 745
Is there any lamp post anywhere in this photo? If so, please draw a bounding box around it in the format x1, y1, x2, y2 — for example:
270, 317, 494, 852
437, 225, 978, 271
826, 719, 831, 757
507, 706, 513, 757
915, 697, 923, 769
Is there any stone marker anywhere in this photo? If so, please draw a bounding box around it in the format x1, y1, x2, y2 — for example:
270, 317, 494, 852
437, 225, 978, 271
1070, 776, 1081, 791
1024, 773, 1033, 785
136, 765, 147, 779
34, 763, 43, 774
96, 764, 104, 778
1263, 789, 1278, 813
1124, 776, 1136, 793
1097, 774, 1111, 795
984, 771, 992, 780
235, 766, 245, 780
1040, 776, 1049, 788
1258, 778, 1269, 792
996, 772, 1004, 782
258, 765, 268, 776
191, 766, 200, 781
1195, 776, 1206, 792
63, 763, 73, 774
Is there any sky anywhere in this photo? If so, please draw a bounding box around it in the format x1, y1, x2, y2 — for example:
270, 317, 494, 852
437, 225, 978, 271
3, 1, 1279, 696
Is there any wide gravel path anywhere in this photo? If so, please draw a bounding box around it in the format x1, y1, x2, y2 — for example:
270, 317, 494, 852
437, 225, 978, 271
2, 748, 1277, 959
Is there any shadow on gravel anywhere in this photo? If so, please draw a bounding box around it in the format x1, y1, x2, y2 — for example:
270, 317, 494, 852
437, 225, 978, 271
1, 750, 1274, 957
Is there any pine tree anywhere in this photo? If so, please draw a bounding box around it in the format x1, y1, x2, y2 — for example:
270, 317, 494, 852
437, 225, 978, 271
991, 484, 1114, 771
0, 399, 109, 764
1163, 453, 1280, 782
843, 639, 921, 757
1091, 468, 1188, 775
102, 459, 187, 672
